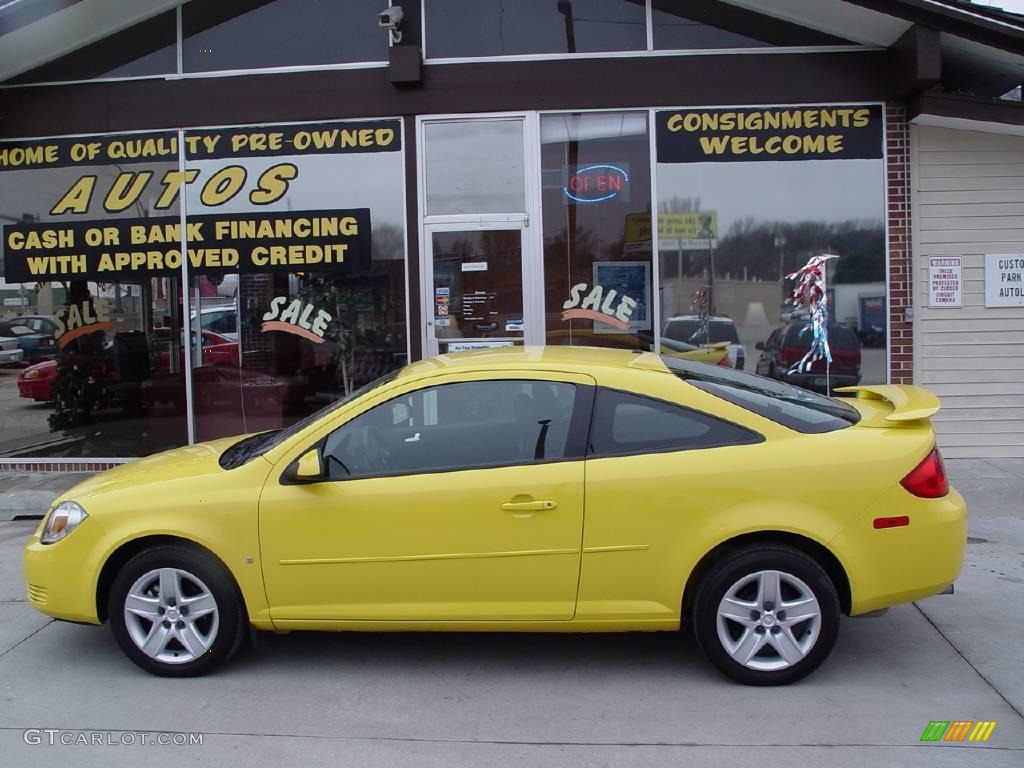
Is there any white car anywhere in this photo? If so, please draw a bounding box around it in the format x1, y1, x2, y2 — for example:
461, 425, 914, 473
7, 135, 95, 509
662, 315, 745, 370
0, 335, 25, 366
191, 306, 239, 342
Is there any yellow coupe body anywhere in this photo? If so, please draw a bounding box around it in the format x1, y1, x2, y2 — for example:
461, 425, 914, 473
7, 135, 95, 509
24, 346, 965, 683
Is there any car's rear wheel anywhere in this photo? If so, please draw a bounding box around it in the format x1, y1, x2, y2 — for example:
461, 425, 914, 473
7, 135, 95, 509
692, 545, 840, 685
109, 545, 246, 677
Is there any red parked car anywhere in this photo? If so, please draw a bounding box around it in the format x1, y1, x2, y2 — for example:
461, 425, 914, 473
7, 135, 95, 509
754, 322, 861, 393
16, 330, 239, 403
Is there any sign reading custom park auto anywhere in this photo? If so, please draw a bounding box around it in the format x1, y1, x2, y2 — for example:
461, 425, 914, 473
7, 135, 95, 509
3, 210, 370, 281
656, 105, 883, 163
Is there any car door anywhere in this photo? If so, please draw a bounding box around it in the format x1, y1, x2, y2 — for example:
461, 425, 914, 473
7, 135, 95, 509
575, 377, 763, 624
259, 372, 595, 623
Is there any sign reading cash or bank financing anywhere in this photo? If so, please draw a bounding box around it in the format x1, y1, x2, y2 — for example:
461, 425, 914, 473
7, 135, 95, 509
1, 120, 400, 282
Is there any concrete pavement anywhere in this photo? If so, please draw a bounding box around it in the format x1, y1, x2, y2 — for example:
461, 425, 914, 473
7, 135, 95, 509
0, 460, 1021, 767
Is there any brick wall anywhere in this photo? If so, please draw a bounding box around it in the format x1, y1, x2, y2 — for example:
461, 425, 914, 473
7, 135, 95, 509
886, 103, 913, 384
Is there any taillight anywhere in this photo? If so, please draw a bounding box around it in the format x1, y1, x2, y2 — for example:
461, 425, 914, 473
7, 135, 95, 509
900, 447, 949, 498
716, 355, 731, 367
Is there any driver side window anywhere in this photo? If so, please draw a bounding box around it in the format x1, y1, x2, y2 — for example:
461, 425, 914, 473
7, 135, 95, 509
321, 379, 579, 480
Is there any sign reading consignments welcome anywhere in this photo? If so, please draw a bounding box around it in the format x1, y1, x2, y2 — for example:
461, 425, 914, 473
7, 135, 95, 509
656, 105, 883, 163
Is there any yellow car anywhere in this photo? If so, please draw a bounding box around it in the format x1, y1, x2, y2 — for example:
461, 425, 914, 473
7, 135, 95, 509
23, 346, 965, 685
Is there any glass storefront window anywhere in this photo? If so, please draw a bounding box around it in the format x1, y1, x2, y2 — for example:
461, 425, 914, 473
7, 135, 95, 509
0, 134, 188, 457
654, 105, 887, 390
6, 11, 177, 84
182, 0, 388, 73
181, 119, 408, 443
425, 0, 646, 58
540, 112, 652, 351
423, 119, 526, 216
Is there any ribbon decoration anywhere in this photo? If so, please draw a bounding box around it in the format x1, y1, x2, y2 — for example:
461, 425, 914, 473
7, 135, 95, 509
785, 253, 839, 378
689, 286, 710, 347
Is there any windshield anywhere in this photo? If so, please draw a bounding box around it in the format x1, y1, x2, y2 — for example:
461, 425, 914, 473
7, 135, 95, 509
660, 354, 860, 433
218, 369, 401, 469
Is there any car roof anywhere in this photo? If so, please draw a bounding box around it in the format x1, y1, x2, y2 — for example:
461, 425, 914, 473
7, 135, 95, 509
664, 315, 734, 323
401, 345, 669, 379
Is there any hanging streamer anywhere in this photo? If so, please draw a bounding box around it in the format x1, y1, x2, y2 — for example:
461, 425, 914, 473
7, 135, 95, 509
689, 286, 709, 347
785, 253, 839, 376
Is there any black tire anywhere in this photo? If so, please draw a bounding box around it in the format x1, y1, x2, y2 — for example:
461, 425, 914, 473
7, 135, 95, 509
109, 545, 247, 677
692, 544, 840, 686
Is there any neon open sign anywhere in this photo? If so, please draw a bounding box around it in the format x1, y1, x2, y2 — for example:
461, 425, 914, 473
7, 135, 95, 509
562, 163, 630, 204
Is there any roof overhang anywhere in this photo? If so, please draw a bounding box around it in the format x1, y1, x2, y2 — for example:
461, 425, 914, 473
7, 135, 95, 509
910, 91, 1024, 137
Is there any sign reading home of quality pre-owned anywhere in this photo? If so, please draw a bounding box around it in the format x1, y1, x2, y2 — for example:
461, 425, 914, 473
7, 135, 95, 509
3, 209, 371, 282
656, 105, 884, 163
985, 254, 1024, 307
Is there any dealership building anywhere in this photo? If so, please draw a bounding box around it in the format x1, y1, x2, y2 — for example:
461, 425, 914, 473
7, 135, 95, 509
0, 0, 1022, 469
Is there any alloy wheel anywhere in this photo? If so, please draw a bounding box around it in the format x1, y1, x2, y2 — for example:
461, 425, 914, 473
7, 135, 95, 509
715, 569, 822, 671
123, 567, 220, 664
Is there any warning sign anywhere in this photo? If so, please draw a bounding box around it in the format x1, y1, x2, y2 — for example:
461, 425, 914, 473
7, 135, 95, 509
928, 256, 962, 308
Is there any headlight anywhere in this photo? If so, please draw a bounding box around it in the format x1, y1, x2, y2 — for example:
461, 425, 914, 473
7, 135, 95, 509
40, 501, 88, 544
24, 369, 40, 380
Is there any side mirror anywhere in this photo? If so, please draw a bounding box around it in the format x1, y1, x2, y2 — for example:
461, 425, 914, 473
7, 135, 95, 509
755, 341, 765, 351
285, 448, 324, 484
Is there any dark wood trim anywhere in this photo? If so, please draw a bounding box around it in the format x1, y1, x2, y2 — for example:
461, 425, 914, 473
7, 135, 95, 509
0, 49, 899, 138
887, 25, 942, 98
844, 0, 1024, 56
0, 0, 85, 38
910, 91, 1024, 127
402, 114, 421, 363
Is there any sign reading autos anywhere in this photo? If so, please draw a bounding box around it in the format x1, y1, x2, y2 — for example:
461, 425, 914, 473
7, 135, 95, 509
656, 105, 883, 163
1, 119, 400, 281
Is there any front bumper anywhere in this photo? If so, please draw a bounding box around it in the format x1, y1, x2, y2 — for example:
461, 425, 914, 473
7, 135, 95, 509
0, 348, 24, 365
18, 378, 51, 400
23, 518, 104, 624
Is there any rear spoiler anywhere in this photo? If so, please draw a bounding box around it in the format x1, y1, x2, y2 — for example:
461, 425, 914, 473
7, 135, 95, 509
833, 384, 940, 422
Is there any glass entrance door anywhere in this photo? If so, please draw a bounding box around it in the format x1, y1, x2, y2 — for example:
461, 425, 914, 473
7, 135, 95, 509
419, 114, 542, 357
424, 225, 531, 356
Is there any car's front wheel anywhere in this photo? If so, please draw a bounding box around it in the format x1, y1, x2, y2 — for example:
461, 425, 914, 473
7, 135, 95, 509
109, 545, 246, 677
692, 545, 840, 685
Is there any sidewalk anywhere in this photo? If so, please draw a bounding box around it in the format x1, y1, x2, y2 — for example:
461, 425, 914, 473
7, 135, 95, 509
0, 458, 1019, 521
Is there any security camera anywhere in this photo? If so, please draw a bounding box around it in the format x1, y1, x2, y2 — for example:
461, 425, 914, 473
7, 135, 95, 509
378, 6, 404, 29
378, 5, 403, 44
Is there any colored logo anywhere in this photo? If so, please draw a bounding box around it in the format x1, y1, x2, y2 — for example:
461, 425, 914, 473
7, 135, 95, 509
920, 721, 997, 743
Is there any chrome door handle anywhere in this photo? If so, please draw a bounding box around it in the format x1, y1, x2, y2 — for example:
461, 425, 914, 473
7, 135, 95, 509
500, 500, 557, 512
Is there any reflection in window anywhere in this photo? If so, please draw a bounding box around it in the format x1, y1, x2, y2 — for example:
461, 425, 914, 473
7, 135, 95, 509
589, 388, 758, 456
323, 380, 578, 478
183, 0, 387, 73
423, 120, 526, 215
655, 108, 886, 385
540, 112, 652, 351
650, 0, 851, 50
6, 11, 177, 84
426, 0, 646, 58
